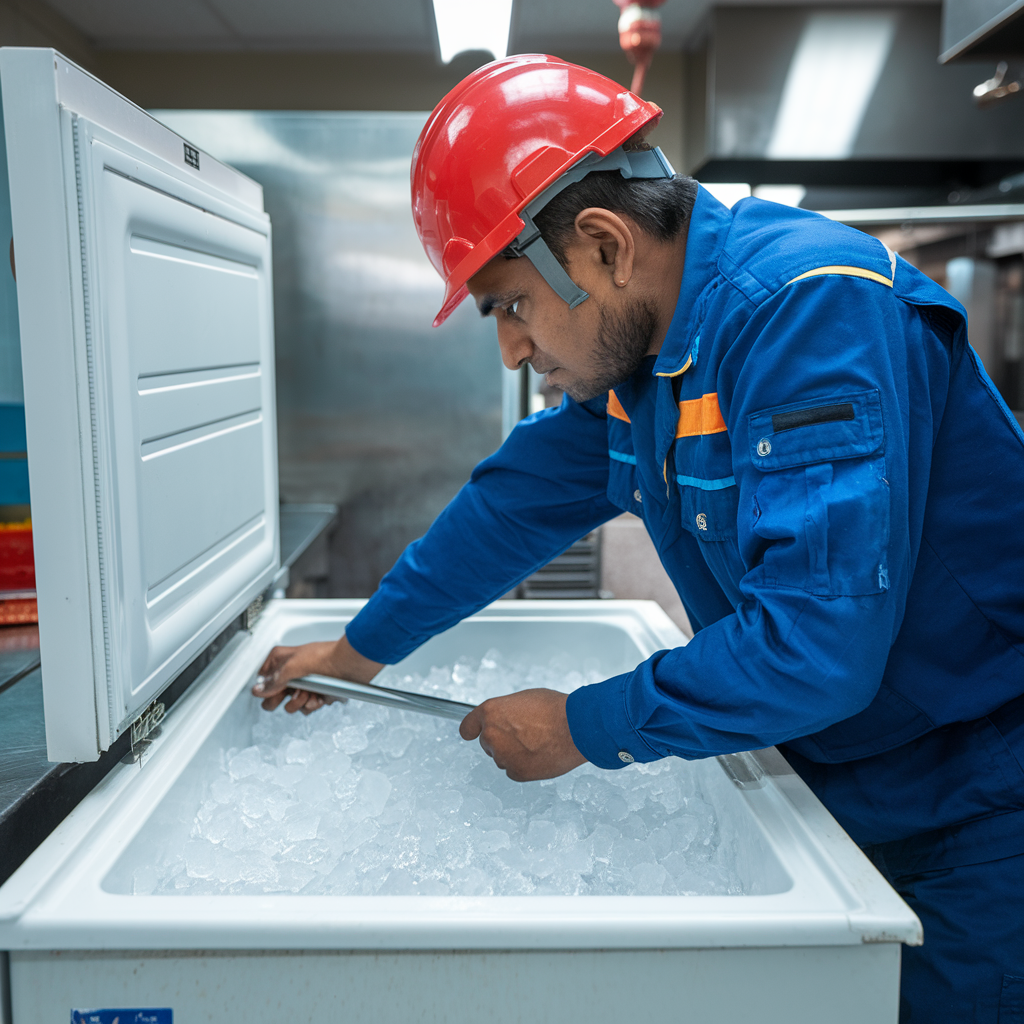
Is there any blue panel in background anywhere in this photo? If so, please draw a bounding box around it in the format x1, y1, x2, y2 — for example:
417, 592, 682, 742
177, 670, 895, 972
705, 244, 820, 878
0, 86, 24, 406
0, 403, 26, 450
72, 1011, 172, 1024
0, 403, 29, 504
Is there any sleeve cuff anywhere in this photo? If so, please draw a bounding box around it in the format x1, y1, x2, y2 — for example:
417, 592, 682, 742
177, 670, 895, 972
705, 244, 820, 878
565, 673, 660, 770
343, 596, 425, 665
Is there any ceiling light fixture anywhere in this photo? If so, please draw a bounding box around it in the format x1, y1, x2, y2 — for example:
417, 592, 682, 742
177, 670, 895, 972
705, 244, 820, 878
701, 183, 751, 209
752, 184, 807, 208
432, 0, 514, 64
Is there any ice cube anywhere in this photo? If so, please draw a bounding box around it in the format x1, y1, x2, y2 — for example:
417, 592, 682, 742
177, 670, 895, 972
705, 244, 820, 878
631, 861, 669, 895
382, 726, 415, 759
212, 845, 243, 886
237, 784, 266, 819
476, 830, 511, 853
525, 819, 558, 851
284, 808, 321, 842
132, 864, 158, 895
333, 725, 369, 755
237, 850, 276, 886
285, 738, 313, 764
209, 775, 235, 805
183, 840, 215, 879
275, 860, 316, 893
353, 770, 392, 818
227, 745, 261, 780
265, 789, 294, 822
273, 763, 307, 789
302, 773, 334, 806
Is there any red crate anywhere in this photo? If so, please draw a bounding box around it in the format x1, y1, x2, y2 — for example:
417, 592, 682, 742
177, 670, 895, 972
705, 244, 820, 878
0, 521, 35, 591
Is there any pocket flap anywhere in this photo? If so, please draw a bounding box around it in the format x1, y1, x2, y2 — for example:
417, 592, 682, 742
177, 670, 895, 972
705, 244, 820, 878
748, 388, 883, 471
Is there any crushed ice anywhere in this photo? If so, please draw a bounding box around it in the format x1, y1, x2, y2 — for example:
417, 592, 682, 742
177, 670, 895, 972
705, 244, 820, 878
138, 651, 748, 897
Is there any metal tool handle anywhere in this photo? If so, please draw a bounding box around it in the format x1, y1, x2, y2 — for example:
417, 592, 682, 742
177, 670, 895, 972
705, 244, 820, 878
294, 674, 476, 721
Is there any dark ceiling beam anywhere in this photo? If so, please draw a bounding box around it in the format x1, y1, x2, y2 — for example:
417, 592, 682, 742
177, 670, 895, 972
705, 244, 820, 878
0, 0, 98, 71
95, 50, 499, 112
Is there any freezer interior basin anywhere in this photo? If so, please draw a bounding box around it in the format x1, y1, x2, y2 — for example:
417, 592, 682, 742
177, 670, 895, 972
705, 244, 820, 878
103, 609, 792, 899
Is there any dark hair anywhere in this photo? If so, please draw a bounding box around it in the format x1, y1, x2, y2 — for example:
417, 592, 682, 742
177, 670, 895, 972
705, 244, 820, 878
530, 164, 699, 268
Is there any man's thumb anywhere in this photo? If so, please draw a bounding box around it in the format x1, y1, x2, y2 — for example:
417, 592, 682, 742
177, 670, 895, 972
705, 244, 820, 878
459, 706, 483, 741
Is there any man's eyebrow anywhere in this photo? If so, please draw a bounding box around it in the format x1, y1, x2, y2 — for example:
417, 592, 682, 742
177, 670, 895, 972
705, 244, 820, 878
477, 292, 517, 317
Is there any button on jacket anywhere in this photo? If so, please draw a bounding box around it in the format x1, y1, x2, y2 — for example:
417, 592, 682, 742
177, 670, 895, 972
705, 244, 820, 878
345, 187, 1024, 851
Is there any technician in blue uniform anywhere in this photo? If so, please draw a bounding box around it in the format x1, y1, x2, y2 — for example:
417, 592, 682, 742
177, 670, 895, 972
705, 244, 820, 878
254, 57, 1024, 1021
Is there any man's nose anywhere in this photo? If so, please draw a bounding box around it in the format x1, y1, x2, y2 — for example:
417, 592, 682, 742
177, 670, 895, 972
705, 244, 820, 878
496, 323, 534, 372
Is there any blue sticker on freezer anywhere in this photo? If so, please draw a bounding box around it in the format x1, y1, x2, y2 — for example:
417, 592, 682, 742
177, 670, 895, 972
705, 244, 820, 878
72, 1011, 171, 1024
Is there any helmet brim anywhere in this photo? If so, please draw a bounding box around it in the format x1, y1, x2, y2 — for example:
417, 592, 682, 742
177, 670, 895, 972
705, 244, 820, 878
432, 281, 471, 328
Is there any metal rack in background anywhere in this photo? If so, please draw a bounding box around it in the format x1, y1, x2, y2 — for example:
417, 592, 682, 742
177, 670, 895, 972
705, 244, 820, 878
518, 531, 603, 599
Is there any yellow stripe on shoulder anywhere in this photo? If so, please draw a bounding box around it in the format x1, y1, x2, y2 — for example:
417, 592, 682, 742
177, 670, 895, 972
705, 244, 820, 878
786, 265, 894, 288
655, 355, 693, 378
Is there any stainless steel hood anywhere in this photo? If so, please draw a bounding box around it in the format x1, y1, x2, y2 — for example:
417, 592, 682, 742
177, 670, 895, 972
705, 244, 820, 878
686, 5, 1024, 190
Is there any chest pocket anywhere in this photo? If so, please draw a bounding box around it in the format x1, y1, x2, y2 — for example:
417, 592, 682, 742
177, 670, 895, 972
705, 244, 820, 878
677, 477, 738, 540
676, 473, 744, 603
749, 388, 889, 597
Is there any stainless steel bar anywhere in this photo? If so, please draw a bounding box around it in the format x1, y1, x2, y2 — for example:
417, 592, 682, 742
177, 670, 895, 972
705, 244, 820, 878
821, 202, 1024, 224
295, 674, 476, 721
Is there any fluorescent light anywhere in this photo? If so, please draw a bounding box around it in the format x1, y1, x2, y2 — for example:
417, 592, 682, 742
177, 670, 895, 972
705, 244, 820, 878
767, 12, 896, 159
753, 185, 807, 207
432, 0, 514, 64
701, 183, 751, 208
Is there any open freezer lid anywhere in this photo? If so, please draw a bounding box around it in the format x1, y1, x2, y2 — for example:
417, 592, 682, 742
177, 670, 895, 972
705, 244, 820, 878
0, 48, 280, 762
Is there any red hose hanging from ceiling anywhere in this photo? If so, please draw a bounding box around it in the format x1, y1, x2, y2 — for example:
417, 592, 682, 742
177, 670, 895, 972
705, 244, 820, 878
613, 1, 667, 97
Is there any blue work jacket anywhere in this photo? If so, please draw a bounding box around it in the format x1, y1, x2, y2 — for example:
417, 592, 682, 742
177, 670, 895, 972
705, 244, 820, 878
346, 188, 1024, 854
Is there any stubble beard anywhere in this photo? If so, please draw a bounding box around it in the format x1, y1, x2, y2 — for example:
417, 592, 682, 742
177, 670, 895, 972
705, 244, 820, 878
557, 298, 660, 404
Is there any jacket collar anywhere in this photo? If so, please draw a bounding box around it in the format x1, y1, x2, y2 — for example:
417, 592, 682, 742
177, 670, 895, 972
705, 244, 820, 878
652, 187, 733, 378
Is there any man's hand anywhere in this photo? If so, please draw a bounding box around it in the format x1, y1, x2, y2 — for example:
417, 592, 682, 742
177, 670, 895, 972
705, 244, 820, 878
252, 635, 384, 715
459, 688, 587, 781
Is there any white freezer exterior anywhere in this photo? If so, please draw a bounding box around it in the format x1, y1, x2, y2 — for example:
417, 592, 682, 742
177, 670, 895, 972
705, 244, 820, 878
0, 48, 279, 763
0, 601, 920, 1022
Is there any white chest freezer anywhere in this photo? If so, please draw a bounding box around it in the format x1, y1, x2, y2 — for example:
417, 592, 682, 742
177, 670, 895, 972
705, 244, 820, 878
0, 47, 920, 1024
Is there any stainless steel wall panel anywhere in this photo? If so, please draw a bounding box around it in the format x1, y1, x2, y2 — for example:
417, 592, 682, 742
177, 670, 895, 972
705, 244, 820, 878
688, 6, 1024, 189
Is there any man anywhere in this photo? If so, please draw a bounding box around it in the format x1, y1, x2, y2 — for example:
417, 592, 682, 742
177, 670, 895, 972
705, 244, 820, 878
254, 56, 1024, 1021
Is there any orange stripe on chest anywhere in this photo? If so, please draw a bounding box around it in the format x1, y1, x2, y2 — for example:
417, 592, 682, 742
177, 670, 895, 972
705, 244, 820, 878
607, 390, 631, 423
676, 393, 726, 437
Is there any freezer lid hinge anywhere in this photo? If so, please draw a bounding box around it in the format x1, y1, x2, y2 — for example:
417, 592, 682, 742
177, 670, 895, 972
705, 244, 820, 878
121, 700, 165, 765
244, 595, 264, 630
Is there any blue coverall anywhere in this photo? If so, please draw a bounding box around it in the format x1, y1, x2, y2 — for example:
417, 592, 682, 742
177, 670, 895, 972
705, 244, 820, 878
345, 187, 1024, 1021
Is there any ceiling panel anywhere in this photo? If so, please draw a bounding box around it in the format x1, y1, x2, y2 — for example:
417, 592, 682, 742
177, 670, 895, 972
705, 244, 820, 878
210, 0, 436, 51
46, 0, 238, 48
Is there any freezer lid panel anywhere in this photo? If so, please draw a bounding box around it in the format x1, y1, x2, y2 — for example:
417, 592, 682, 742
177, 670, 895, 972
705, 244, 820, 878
0, 48, 280, 762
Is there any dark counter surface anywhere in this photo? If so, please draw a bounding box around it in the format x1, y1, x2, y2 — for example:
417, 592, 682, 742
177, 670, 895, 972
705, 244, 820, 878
280, 502, 337, 571
0, 634, 46, 837
0, 502, 337, 887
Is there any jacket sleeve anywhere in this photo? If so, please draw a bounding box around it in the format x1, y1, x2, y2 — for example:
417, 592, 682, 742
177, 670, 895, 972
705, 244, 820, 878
344, 393, 620, 663
567, 275, 924, 768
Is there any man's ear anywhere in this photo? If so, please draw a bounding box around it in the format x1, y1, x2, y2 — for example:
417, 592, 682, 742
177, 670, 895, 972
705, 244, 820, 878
573, 208, 635, 289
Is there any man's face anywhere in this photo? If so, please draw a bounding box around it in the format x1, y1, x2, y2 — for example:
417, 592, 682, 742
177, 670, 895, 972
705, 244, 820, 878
466, 242, 658, 403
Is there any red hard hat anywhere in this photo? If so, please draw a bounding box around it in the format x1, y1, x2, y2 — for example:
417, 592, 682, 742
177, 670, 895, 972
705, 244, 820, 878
411, 54, 667, 327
